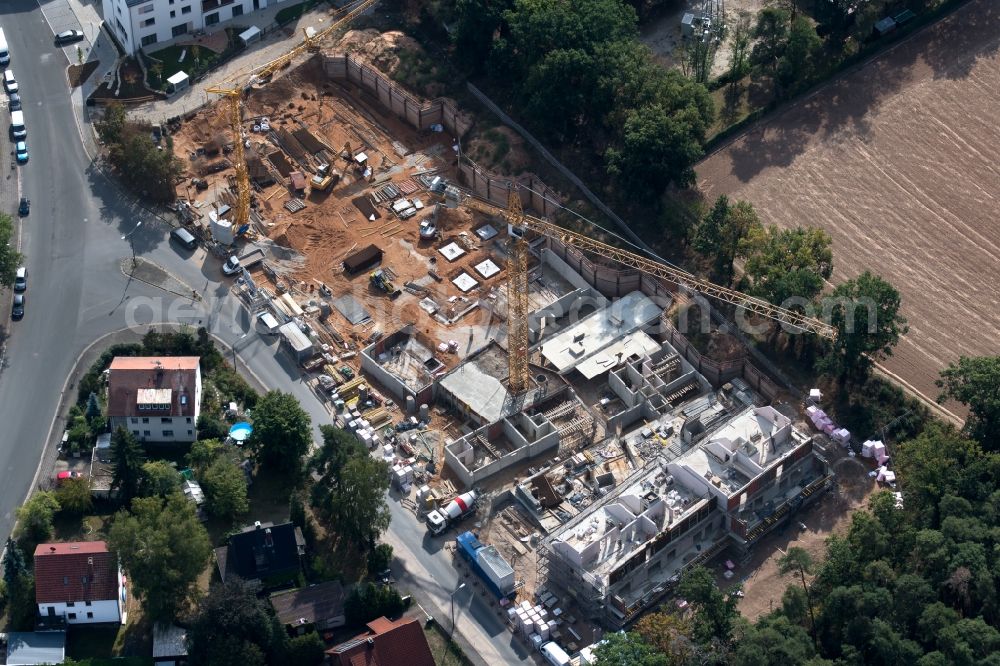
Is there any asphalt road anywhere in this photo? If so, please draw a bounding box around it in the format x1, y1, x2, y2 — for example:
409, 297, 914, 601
0, 3, 533, 663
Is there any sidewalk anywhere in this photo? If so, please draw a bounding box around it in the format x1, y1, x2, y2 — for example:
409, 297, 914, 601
129, 2, 343, 124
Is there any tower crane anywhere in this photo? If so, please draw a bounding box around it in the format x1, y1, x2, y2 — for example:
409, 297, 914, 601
439, 185, 835, 395
206, 0, 380, 231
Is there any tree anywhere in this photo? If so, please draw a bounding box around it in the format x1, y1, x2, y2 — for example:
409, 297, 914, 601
3, 538, 27, 589
751, 7, 790, 71
110, 427, 144, 506
778, 547, 818, 647
187, 438, 224, 472
776, 15, 822, 93
592, 630, 668, 665
634, 612, 694, 664
149, 61, 164, 88
739, 225, 832, 306
312, 442, 390, 548
200, 456, 249, 520
96, 102, 127, 147
452, 0, 515, 74
187, 578, 288, 666
0, 213, 22, 287
818, 271, 907, 383
55, 477, 93, 515
141, 461, 182, 497
286, 632, 325, 666
677, 566, 739, 645
16, 491, 60, 543
85, 392, 102, 420
605, 91, 711, 194
731, 615, 816, 666
692, 196, 762, 284
727, 11, 753, 84
937, 356, 1000, 451
344, 582, 405, 627
109, 493, 212, 621
246, 391, 311, 475
367, 543, 393, 577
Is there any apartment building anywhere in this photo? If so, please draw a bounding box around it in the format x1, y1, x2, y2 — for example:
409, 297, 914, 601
540, 405, 832, 627
102, 0, 294, 55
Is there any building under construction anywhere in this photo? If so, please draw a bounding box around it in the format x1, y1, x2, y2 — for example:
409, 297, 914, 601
537, 405, 833, 628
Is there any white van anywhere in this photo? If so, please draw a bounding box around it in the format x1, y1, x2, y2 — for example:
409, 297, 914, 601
540, 641, 571, 666
0, 28, 9, 67
3, 69, 17, 93
9, 109, 25, 141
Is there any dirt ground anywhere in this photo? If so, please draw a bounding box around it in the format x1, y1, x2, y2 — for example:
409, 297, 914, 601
171, 53, 516, 349
640, 0, 768, 77
696, 1, 1000, 406
722, 443, 877, 620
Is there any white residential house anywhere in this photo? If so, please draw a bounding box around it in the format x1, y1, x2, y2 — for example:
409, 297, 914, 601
34, 542, 127, 625
107, 356, 202, 443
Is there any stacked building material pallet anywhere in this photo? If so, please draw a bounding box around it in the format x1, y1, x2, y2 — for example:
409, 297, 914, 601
284, 198, 306, 213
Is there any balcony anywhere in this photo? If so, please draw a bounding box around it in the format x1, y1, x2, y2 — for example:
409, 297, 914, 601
202, 0, 236, 12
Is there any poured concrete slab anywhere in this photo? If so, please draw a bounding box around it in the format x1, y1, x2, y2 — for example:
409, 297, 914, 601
332, 294, 371, 325
453, 272, 478, 292
439, 242, 466, 262
474, 259, 501, 279
475, 224, 499, 241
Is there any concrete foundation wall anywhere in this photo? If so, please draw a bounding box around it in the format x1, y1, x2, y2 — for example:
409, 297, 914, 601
444, 414, 561, 488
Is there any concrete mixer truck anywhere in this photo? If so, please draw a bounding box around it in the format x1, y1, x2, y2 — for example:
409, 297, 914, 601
426, 491, 478, 535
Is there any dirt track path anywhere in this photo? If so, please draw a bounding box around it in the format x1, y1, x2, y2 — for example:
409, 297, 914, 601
696, 1, 1000, 406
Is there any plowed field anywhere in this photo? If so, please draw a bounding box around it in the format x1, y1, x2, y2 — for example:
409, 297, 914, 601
697, 1, 1000, 408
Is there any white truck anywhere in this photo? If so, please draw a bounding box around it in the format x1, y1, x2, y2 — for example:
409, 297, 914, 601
426, 490, 477, 535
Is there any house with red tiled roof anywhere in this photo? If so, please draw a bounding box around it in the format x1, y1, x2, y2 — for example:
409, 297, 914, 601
34, 541, 126, 625
326, 616, 435, 666
107, 356, 201, 443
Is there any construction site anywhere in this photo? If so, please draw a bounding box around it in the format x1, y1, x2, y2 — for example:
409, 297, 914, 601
160, 16, 868, 658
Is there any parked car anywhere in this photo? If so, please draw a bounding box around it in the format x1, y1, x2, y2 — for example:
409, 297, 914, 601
15, 140, 27, 163
56, 471, 85, 482
54, 30, 85, 46
8, 92, 20, 111
18, 196, 28, 216
11, 293, 24, 320
3, 69, 17, 94
222, 256, 241, 276
14, 266, 25, 292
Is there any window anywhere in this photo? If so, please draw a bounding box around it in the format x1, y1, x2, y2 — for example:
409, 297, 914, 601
87, 612, 94, 619
187, 430, 194, 436
115, 18, 127, 36
182, 5, 192, 14
63, 576, 69, 586
143, 430, 151, 436
82, 576, 88, 584
140, 17, 155, 28
161, 417, 171, 423
132, 430, 140, 437
67, 602, 75, 608
186, 417, 192, 424
172, 23, 187, 37
170, 10, 176, 17
142, 417, 149, 424
232, 4, 243, 16
163, 430, 174, 437
85, 601, 92, 606
170, 0, 176, 3
68, 613, 77, 620
205, 12, 219, 25
138, 3, 154, 13
130, 418, 138, 424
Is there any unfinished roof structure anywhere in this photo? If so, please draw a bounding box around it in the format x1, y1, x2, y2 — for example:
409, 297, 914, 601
540, 405, 832, 628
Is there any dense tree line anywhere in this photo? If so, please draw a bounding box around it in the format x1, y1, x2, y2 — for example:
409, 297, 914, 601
451, 0, 713, 197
